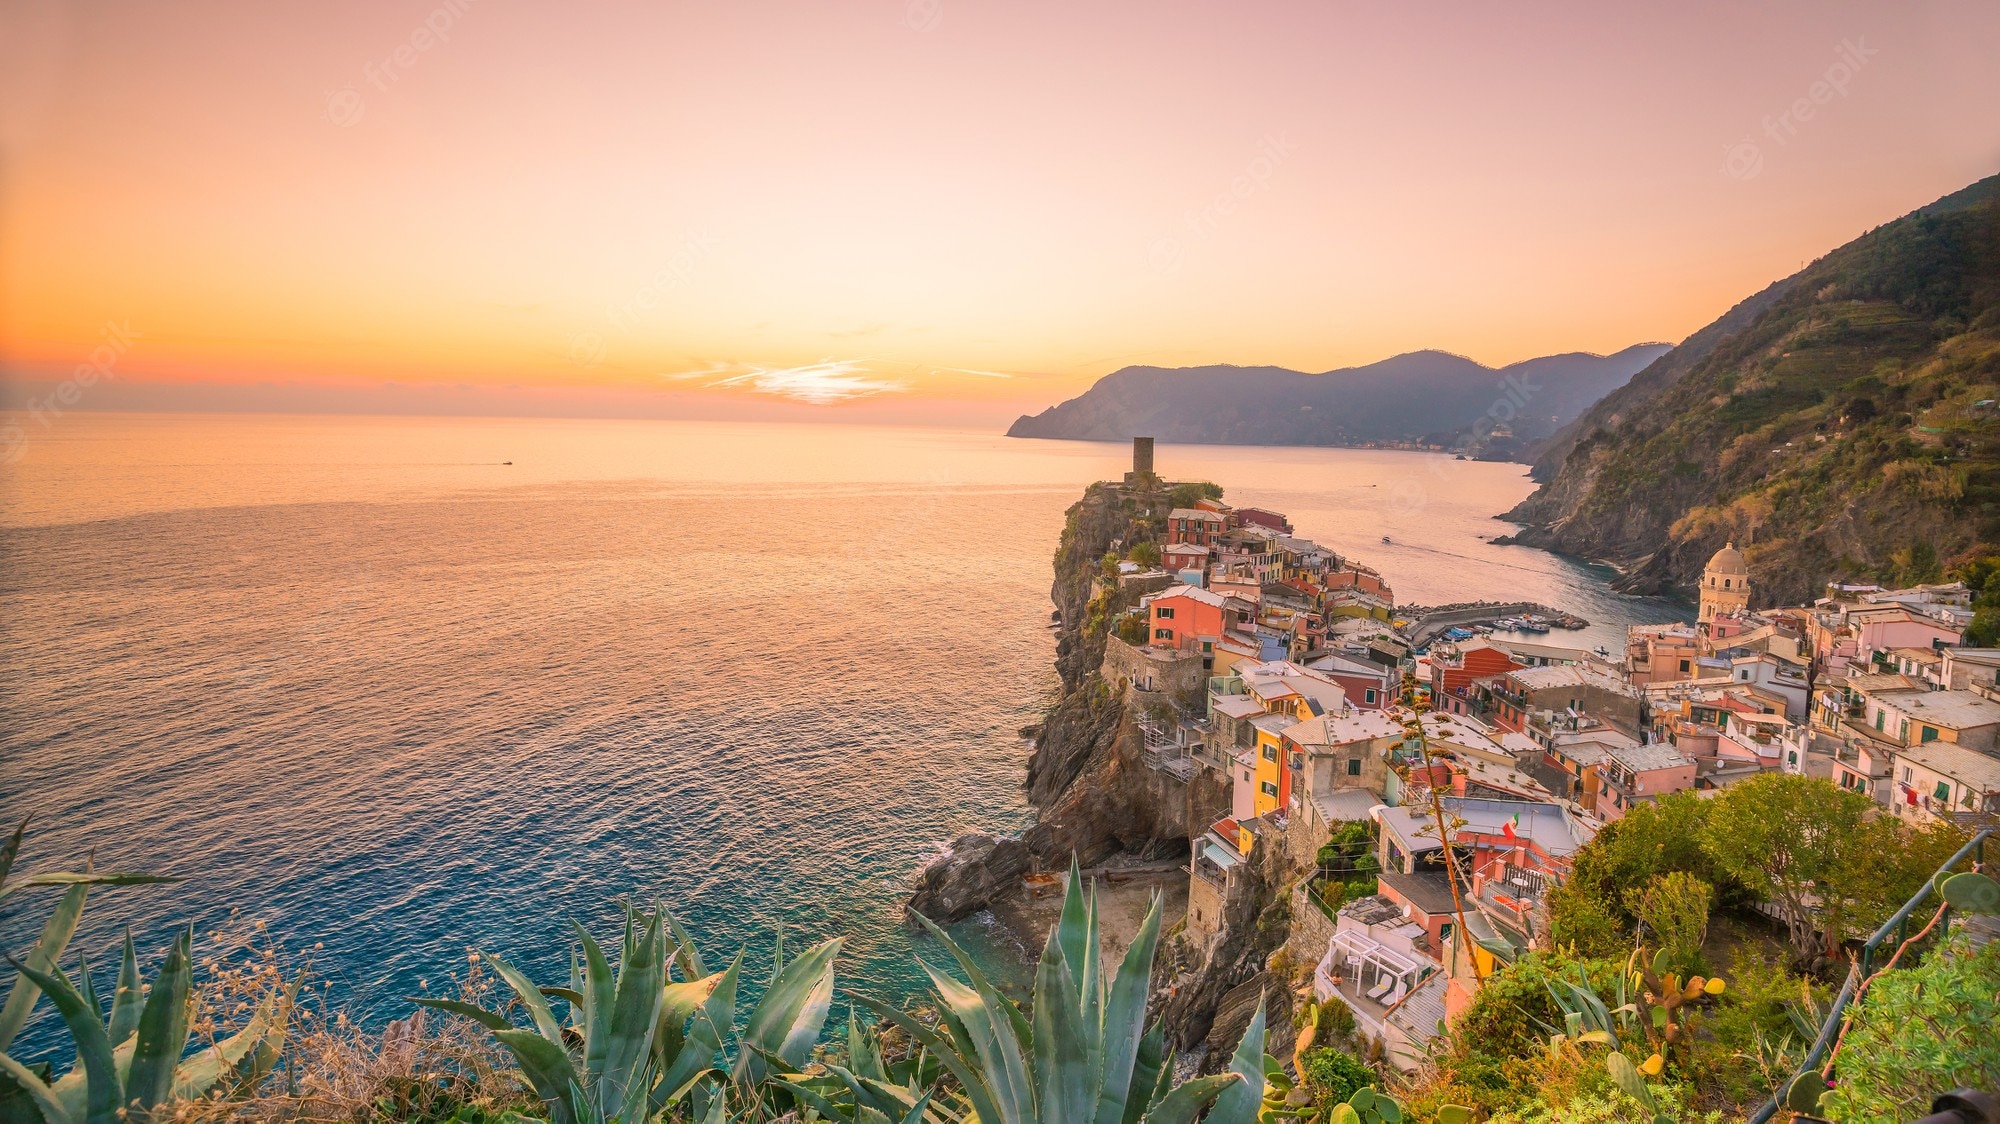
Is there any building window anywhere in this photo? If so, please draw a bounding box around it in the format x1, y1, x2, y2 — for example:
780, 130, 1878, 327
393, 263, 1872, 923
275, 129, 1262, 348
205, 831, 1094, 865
1260, 781, 1278, 797
1262, 744, 1278, 762
1679, 660, 1690, 673
1364, 688, 1377, 704
1900, 766, 1912, 783
1921, 726, 1939, 743
1347, 758, 1362, 776
1202, 640, 1213, 653
1154, 628, 1173, 641
1157, 606, 1175, 619
1933, 781, 1951, 803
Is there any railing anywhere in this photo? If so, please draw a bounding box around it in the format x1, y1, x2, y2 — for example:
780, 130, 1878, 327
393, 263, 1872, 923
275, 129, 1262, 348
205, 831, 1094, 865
1747, 828, 1992, 1124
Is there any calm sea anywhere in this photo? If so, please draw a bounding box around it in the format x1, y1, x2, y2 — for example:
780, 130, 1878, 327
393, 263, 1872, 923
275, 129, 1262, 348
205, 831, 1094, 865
0, 413, 1685, 1051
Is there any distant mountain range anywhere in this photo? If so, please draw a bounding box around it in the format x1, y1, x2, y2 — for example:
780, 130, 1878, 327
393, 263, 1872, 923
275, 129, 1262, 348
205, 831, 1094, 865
1501, 172, 2000, 604
1004, 344, 1671, 458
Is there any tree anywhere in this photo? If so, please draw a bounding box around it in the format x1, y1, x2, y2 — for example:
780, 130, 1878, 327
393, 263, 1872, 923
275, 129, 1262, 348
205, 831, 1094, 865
1559, 792, 1736, 928
1168, 480, 1223, 508
1699, 774, 1876, 963
1624, 872, 1713, 977
1129, 540, 1162, 568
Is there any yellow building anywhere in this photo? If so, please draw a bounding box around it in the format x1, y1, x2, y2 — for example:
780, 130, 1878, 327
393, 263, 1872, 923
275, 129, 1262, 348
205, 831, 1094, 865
1250, 713, 1293, 817
1698, 541, 1750, 623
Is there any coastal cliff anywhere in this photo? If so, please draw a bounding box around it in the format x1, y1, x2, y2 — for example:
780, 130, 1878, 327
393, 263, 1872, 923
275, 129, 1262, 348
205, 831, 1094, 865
905, 478, 1292, 1062
909, 481, 1226, 915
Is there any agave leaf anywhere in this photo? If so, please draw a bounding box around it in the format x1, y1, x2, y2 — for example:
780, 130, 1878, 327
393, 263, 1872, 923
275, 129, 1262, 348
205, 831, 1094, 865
1054, 860, 1092, 995
107, 932, 141, 1047
1204, 999, 1266, 1124
1091, 894, 1163, 1124
493, 1027, 581, 1124
1138, 1072, 1240, 1124
0, 883, 88, 1053
772, 1076, 851, 1121
8, 956, 121, 1124
0, 1051, 73, 1124
920, 956, 1032, 1123
0, 819, 24, 893
896, 1088, 935, 1124
827, 1063, 919, 1119
597, 912, 667, 1117
736, 937, 841, 1086
169, 983, 291, 1100
655, 960, 737, 1108
76, 951, 101, 1024
484, 951, 567, 1046
851, 992, 1007, 1124
907, 909, 1034, 1054
850, 1006, 886, 1083
410, 997, 511, 1031
1032, 917, 1092, 1123
124, 929, 193, 1111
571, 920, 616, 1082
665, 910, 708, 979
0, 873, 178, 904
1119, 1022, 1169, 1124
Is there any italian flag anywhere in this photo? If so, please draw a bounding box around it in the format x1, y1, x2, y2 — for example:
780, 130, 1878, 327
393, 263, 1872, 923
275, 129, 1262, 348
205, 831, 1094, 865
1501, 812, 1520, 842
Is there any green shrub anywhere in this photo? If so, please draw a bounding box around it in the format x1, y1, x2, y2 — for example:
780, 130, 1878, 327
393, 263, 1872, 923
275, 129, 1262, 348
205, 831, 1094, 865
1817, 935, 2000, 1124
1299, 1047, 1375, 1104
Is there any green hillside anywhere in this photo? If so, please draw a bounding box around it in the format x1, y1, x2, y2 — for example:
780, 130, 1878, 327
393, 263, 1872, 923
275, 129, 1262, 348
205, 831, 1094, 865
1502, 174, 2000, 606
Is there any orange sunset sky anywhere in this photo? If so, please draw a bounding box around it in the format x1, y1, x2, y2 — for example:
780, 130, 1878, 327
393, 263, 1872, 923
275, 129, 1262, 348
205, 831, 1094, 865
3, 0, 1997, 426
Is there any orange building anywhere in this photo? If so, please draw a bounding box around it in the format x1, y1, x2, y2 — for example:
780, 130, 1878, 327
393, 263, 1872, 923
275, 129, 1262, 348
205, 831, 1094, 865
1145, 585, 1227, 656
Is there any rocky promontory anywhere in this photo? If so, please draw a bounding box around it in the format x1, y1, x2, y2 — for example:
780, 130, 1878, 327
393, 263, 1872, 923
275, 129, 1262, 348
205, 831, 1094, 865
904, 480, 1225, 918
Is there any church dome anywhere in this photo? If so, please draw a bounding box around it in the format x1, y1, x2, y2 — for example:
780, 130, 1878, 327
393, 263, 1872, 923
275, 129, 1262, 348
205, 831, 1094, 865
1705, 541, 1748, 576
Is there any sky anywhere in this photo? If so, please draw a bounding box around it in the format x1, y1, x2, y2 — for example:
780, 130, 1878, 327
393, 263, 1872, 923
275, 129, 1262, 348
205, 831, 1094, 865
3, 0, 1997, 427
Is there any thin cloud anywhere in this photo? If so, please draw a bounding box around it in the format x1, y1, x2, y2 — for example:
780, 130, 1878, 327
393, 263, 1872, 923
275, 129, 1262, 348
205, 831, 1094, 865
663, 359, 905, 405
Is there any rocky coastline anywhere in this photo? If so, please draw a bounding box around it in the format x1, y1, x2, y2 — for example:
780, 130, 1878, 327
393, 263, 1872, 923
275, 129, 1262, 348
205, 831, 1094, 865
904, 478, 1282, 1060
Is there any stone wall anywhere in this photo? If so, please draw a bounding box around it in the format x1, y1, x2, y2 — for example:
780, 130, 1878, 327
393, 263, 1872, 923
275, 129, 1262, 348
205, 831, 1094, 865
1285, 880, 1338, 968
1101, 635, 1206, 700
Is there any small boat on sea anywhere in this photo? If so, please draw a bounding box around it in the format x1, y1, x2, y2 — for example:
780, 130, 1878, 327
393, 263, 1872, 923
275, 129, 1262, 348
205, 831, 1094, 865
1516, 615, 1552, 634
1381, 535, 1391, 544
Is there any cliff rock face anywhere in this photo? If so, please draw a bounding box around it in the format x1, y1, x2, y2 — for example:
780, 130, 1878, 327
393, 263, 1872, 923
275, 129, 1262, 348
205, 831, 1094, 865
1501, 174, 2000, 603
1155, 835, 1293, 1064
905, 833, 1032, 923
908, 481, 1223, 917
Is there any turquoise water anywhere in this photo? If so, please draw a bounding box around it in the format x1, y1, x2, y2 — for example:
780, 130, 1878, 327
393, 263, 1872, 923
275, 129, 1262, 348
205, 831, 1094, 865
0, 415, 1685, 1054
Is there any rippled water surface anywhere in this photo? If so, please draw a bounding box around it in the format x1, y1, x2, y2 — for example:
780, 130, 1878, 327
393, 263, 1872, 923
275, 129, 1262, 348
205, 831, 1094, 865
0, 414, 1685, 1051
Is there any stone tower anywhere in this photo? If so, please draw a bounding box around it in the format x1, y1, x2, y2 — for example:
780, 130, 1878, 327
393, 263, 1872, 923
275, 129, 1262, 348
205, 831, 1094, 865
1699, 541, 1751, 622
1125, 437, 1156, 486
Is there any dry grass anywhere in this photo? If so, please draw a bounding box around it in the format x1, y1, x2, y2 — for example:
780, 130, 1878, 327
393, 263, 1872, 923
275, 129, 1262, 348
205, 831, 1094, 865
153, 920, 536, 1122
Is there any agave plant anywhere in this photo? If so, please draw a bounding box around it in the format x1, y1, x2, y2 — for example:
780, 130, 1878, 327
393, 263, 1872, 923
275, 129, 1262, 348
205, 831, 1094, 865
1, 930, 295, 1124
0, 818, 178, 1056
0, 819, 291, 1124
856, 862, 1262, 1124
417, 904, 841, 1124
